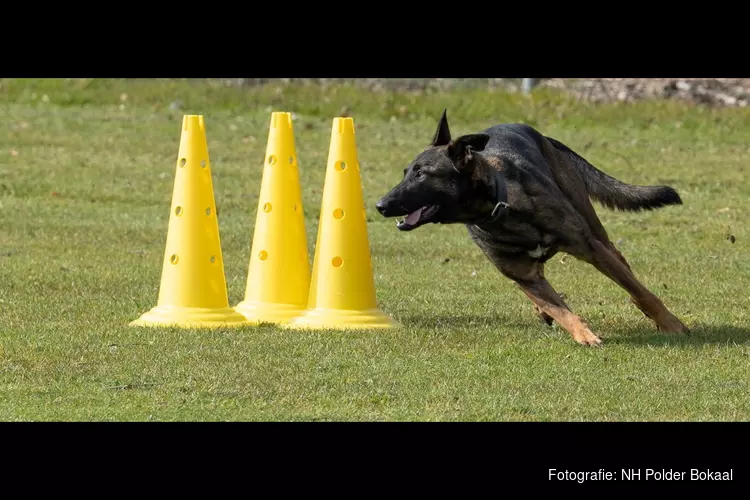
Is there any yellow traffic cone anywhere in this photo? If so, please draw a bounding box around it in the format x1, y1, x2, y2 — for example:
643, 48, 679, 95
234, 112, 311, 324
285, 117, 399, 330
130, 115, 249, 328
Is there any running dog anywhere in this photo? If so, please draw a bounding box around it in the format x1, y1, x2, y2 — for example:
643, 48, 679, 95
375, 110, 689, 346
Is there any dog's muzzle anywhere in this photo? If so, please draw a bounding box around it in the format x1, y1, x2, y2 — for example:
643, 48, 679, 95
375, 199, 389, 216
375, 197, 403, 218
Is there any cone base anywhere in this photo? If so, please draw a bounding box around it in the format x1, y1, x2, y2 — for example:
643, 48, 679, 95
233, 300, 309, 325
130, 305, 251, 329
283, 307, 400, 330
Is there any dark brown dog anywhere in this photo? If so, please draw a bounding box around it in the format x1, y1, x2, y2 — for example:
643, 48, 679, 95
375, 109, 689, 346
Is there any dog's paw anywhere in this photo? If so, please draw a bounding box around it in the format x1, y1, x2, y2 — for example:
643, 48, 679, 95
656, 314, 690, 335
572, 328, 604, 347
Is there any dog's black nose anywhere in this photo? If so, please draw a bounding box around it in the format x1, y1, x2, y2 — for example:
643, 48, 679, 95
375, 199, 388, 216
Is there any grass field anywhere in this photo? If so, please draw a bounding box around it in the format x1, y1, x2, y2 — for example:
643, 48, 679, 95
1, 78, 749, 421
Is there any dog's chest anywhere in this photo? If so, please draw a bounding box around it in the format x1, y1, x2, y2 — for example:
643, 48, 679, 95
527, 244, 550, 259
468, 224, 554, 258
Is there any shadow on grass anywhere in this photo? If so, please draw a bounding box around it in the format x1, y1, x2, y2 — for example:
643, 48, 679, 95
604, 322, 750, 347
400, 314, 750, 348
398, 313, 531, 331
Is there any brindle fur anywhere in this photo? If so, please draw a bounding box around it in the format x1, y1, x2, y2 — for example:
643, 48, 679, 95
375, 109, 689, 346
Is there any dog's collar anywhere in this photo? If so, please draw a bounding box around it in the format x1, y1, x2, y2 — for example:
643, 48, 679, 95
472, 168, 509, 229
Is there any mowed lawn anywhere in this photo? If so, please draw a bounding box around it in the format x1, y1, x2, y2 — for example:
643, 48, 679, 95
1, 78, 749, 421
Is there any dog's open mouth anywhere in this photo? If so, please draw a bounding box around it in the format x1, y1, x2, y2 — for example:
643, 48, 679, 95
396, 205, 440, 231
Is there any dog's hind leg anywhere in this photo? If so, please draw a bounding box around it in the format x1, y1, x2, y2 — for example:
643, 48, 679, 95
498, 257, 602, 346
607, 242, 633, 272
586, 239, 689, 335
606, 241, 660, 318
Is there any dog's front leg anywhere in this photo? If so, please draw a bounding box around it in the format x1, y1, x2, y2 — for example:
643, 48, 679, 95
519, 279, 603, 347
497, 257, 603, 346
533, 263, 554, 326
533, 303, 555, 326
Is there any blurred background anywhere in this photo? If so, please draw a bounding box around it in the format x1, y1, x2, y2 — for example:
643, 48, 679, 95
208, 78, 750, 107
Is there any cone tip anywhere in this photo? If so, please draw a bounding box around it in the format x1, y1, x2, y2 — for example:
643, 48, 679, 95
333, 116, 355, 136
270, 111, 294, 131
183, 115, 206, 132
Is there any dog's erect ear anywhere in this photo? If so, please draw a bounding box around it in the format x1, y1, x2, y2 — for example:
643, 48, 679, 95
447, 133, 491, 171
431, 109, 451, 146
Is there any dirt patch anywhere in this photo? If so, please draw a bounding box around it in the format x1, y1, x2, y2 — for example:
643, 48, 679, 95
216, 78, 750, 109
538, 78, 750, 108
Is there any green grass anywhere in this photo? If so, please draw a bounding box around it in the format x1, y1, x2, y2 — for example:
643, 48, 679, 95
1, 78, 749, 421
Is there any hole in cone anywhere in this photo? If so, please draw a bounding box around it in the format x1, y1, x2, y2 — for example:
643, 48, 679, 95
293, 204, 298, 212
288, 156, 295, 165
263, 203, 272, 213
200, 159, 207, 168
170, 254, 179, 265
175, 206, 183, 216
259, 250, 268, 261
179, 158, 187, 167
333, 208, 345, 220
205, 207, 212, 216
336, 161, 347, 172
268, 155, 277, 166
332, 256, 343, 268
210, 255, 216, 264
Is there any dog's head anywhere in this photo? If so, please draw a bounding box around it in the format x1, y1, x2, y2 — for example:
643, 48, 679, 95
375, 109, 494, 231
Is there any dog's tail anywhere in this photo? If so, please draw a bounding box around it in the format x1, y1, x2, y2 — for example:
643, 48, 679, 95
545, 136, 683, 212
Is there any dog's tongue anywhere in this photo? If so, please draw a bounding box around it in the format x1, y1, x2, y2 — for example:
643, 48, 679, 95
404, 207, 425, 226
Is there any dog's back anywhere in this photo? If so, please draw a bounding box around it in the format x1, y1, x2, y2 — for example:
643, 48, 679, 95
478, 123, 550, 173
478, 122, 682, 214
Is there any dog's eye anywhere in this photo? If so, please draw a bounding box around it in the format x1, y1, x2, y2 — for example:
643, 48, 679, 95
416, 169, 425, 178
